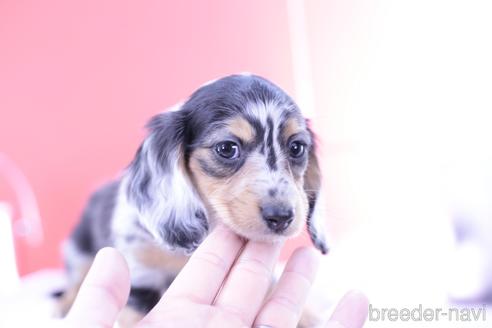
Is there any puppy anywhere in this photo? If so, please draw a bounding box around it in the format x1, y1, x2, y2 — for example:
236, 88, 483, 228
58, 74, 328, 324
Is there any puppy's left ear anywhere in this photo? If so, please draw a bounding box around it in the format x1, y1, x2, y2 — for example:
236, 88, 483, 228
304, 127, 329, 254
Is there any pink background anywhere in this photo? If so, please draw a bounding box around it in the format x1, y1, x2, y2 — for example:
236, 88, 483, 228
0, 0, 315, 274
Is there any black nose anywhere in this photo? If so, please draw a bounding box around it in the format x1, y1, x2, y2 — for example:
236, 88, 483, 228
261, 205, 294, 232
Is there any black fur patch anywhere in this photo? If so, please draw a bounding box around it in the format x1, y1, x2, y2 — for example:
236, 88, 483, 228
126, 145, 152, 207
70, 181, 120, 255
247, 116, 266, 150
128, 287, 161, 313
306, 193, 328, 254
266, 116, 278, 170
159, 210, 209, 252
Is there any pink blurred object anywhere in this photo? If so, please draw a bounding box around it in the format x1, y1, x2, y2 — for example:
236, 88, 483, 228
0, 153, 43, 246
0, 153, 44, 294
0, 202, 19, 293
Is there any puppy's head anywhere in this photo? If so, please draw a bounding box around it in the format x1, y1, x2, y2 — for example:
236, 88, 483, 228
126, 75, 327, 253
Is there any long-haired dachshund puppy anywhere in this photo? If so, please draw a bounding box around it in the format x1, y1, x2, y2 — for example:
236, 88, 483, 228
57, 74, 327, 325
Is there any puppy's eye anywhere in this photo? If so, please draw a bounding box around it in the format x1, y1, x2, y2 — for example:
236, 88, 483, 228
215, 141, 240, 159
289, 141, 305, 158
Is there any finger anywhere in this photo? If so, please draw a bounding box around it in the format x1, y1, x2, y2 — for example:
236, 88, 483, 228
158, 225, 245, 305
254, 247, 320, 328
214, 239, 283, 326
65, 247, 130, 328
327, 290, 369, 328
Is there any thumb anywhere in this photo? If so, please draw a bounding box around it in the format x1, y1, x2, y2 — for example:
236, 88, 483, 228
65, 247, 131, 328
326, 290, 369, 328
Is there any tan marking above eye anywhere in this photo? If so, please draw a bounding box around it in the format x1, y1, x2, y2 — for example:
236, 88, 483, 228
282, 117, 302, 141
227, 116, 255, 143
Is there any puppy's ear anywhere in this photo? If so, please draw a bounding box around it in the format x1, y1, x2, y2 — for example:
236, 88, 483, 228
304, 127, 329, 254
125, 110, 208, 252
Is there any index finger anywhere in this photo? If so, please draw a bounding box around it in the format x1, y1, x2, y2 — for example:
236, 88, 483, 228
157, 225, 245, 305
65, 247, 130, 328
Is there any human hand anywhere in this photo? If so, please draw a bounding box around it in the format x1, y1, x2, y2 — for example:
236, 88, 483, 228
61, 226, 368, 327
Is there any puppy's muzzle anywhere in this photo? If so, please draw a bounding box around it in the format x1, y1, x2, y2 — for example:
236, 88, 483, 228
261, 204, 294, 233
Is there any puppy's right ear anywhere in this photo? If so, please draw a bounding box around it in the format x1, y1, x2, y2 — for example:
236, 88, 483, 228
304, 126, 329, 254
124, 110, 208, 252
